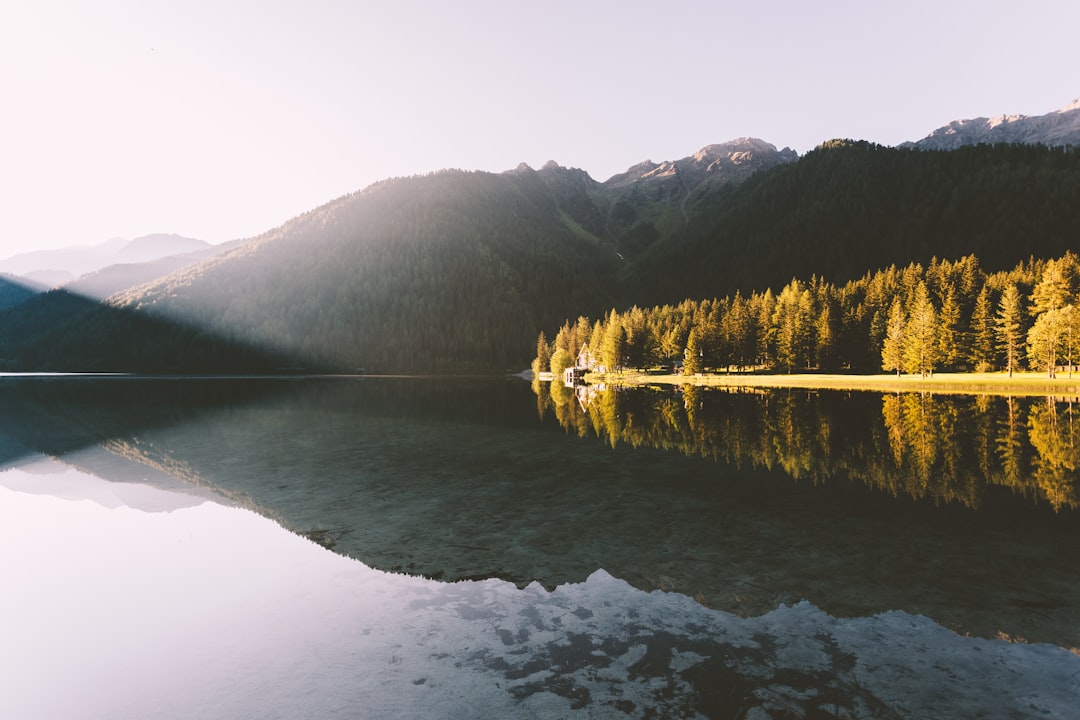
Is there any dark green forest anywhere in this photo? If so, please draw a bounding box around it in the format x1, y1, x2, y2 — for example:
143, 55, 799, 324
622, 141, 1080, 304
1, 142, 1079, 373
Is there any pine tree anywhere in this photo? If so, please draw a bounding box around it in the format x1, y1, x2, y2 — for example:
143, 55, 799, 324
772, 280, 814, 373
881, 297, 905, 377
533, 330, 551, 375
995, 283, 1024, 377
683, 329, 703, 375
1030, 256, 1077, 317
599, 312, 626, 372
903, 282, 938, 378
936, 288, 961, 371
968, 285, 995, 372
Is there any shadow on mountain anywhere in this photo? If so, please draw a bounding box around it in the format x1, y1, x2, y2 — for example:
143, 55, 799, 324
0, 273, 46, 311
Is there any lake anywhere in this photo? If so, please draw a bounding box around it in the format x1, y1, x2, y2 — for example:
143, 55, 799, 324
2, 376, 1078, 719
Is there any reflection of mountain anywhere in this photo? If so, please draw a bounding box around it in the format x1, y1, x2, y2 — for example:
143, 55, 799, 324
0, 455, 218, 512
5, 376, 1078, 649
8, 476, 1075, 720
540, 383, 1080, 512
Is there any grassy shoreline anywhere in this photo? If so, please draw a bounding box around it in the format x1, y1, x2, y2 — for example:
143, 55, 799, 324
585, 370, 1080, 398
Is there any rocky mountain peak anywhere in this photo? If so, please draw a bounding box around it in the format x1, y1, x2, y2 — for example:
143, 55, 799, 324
903, 96, 1080, 150
603, 138, 797, 196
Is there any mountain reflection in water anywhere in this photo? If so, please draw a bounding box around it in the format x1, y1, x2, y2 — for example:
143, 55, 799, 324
5, 462, 1077, 720
2, 376, 1079, 654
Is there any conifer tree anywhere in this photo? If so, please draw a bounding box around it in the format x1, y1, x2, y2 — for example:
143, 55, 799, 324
903, 282, 938, 378
773, 280, 814, 373
995, 283, 1024, 377
683, 329, 703, 375
968, 285, 995, 372
599, 313, 626, 372
533, 331, 551, 375
1030, 256, 1077, 317
881, 297, 906, 377
936, 288, 961, 370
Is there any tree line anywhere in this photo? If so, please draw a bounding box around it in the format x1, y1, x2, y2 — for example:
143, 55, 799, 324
535, 252, 1080, 378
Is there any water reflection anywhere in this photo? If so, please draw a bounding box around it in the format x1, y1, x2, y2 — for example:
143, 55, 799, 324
537, 381, 1080, 511
3, 377, 1080, 653
3, 463, 1077, 720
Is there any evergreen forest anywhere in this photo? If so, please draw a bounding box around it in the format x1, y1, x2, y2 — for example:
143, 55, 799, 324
536, 253, 1080, 380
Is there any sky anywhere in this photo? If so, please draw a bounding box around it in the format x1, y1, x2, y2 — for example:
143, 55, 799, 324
1, 0, 1078, 258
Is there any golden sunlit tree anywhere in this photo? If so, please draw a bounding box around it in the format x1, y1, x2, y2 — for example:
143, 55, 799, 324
995, 283, 1024, 377
881, 297, 906, 376
902, 282, 938, 378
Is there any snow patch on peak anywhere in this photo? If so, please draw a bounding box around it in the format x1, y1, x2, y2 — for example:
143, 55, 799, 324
988, 113, 1026, 129
1058, 97, 1080, 113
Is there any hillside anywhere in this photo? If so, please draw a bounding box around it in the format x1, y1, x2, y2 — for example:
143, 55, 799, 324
624, 141, 1080, 305
2, 140, 1080, 373
0, 274, 45, 311
1, 169, 621, 373
63, 239, 241, 301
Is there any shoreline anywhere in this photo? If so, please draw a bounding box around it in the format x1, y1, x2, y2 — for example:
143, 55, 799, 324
583, 370, 1080, 398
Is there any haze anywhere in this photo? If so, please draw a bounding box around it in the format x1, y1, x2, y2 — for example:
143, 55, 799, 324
2, 0, 1078, 257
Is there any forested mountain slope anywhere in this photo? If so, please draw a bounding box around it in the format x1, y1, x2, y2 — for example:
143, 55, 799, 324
1, 140, 1079, 373
625, 141, 1080, 306
103, 169, 619, 372
0, 274, 45, 311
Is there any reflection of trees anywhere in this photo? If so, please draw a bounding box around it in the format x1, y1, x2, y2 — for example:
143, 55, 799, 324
533, 381, 1079, 511
878, 392, 980, 507
996, 395, 1027, 495
1027, 398, 1080, 511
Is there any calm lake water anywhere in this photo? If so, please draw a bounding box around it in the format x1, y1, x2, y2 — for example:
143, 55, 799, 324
2, 376, 1078, 719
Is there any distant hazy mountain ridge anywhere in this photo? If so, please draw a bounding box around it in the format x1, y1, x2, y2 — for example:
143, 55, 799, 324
904, 98, 1080, 150
0, 233, 211, 283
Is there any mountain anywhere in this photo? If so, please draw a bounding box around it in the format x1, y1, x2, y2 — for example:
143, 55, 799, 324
0, 233, 211, 282
604, 137, 797, 193
2, 137, 1080, 374
0, 169, 624, 373
114, 233, 210, 264
599, 138, 797, 257
0, 274, 47, 311
624, 140, 1080, 304
903, 98, 1080, 150
63, 239, 242, 301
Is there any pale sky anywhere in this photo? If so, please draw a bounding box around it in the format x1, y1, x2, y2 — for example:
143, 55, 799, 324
2, 0, 1078, 257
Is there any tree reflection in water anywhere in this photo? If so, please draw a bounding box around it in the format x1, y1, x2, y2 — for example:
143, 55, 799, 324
534, 382, 1079, 511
